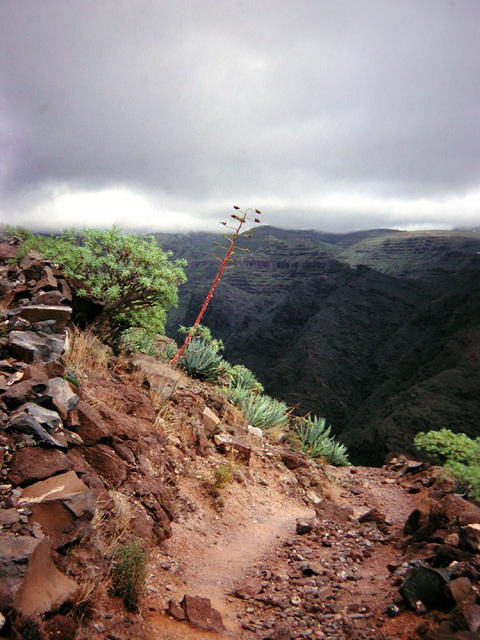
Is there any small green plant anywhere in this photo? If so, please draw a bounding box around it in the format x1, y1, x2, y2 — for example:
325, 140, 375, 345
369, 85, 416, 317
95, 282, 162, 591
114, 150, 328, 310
112, 537, 148, 611
119, 327, 160, 356
177, 337, 224, 381
232, 391, 290, 430
220, 359, 289, 430
210, 463, 233, 495
173, 325, 230, 382
296, 415, 350, 466
414, 428, 480, 499
0, 224, 33, 244
205, 463, 233, 510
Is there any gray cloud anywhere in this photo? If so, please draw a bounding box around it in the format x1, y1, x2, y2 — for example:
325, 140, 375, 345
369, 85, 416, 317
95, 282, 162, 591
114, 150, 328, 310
1, 0, 480, 233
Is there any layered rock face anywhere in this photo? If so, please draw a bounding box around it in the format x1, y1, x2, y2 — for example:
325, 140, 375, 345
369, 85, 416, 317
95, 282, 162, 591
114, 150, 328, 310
158, 227, 480, 465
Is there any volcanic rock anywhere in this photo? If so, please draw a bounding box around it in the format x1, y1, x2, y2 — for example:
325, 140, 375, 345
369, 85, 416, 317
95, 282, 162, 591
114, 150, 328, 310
8, 330, 66, 364
83, 443, 127, 487
8, 446, 71, 486
0, 534, 78, 614
45, 377, 79, 411
18, 470, 96, 549
180, 594, 225, 633
214, 432, 251, 464
399, 564, 451, 610
281, 450, 308, 470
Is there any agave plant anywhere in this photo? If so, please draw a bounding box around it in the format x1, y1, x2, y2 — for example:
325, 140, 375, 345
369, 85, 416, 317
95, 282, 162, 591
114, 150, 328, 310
297, 415, 331, 449
177, 337, 224, 382
223, 385, 251, 406
235, 392, 290, 430
227, 364, 264, 394
296, 415, 350, 466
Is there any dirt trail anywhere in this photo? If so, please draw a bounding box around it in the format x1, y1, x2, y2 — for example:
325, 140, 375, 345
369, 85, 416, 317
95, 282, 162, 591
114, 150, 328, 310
143, 455, 316, 638
142, 456, 423, 640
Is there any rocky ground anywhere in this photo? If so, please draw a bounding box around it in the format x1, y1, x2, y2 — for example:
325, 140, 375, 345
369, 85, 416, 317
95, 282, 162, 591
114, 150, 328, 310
0, 239, 480, 640
142, 459, 480, 640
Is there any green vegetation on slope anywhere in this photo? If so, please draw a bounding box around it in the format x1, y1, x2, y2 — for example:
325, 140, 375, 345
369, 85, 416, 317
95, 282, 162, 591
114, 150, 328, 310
112, 537, 148, 611
296, 415, 350, 466
414, 428, 480, 500
168, 326, 349, 465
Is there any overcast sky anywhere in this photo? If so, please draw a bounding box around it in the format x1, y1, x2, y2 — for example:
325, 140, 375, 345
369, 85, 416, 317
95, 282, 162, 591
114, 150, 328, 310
1, 0, 480, 234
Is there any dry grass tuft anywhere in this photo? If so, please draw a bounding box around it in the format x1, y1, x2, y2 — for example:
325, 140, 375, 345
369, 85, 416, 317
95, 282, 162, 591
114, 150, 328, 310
92, 490, 134, 559
65, 326, 112, 381
81, 385, 126, 413
66, 567, 111, 623
63, 490, 138, 622
267, 424, 288, 444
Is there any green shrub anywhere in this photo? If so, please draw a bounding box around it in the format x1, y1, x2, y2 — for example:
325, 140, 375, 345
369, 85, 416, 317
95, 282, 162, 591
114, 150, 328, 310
119, 327, 159, 357
112, 537, 148, 611
213, 463, 232, 488
414, 428, 480, 499
0, 224, 33, 244
21, 225, 186, 343
296, 415, 350, 466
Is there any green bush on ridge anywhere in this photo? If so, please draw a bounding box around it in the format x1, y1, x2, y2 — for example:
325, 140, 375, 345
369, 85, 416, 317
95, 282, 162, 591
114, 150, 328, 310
16, 225, 186, 344
414, 428, 480, 500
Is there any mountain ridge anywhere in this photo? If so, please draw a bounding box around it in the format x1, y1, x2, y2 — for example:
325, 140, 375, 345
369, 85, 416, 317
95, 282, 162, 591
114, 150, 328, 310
156, 226, 480, 465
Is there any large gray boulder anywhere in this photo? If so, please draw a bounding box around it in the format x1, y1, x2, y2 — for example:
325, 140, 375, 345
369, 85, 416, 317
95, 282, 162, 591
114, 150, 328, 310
8, 330, 66, 364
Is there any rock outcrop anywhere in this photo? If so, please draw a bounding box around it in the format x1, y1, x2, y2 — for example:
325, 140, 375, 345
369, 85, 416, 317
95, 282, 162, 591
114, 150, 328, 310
0, 247, 181, 631
0, 242, 260, 637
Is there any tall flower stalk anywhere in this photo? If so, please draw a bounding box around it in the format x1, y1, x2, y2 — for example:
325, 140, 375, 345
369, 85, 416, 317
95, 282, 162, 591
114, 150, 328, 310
170, 206, 260, 365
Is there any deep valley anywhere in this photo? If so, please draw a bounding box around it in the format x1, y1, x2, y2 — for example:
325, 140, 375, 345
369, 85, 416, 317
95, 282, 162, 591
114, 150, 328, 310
157, 226, 480, 465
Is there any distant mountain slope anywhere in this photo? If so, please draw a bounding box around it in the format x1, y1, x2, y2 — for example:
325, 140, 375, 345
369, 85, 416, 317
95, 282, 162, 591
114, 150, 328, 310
156, 226, 480, 465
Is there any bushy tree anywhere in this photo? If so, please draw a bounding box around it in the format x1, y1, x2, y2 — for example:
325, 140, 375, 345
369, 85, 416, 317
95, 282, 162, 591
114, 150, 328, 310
24, 226, 186, 341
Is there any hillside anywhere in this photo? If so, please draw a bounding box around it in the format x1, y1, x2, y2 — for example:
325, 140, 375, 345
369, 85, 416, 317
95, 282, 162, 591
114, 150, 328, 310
156, 226, 480, 465
1, 240, 480, 640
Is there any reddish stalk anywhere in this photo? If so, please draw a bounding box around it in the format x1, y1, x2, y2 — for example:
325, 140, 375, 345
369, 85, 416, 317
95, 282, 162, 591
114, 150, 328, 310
170, 206, 260, 365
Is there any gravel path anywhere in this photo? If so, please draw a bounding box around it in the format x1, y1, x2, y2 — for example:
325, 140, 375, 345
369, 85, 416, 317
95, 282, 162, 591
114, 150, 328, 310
143, 460, 422, 639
